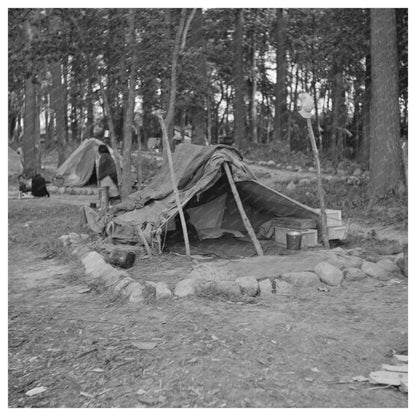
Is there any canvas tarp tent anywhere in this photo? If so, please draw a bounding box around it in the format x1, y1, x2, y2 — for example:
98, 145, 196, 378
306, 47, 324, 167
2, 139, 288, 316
8, 146, 23, 176
83, 143, 321, 249
55, 138, 122, 187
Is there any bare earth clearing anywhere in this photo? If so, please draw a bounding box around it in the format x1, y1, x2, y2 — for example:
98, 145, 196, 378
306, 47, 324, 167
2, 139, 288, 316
8, 163, 408, 408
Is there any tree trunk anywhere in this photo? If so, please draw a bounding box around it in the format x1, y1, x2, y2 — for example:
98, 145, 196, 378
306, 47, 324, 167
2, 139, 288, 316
369, 8, 403, 199
359, 54, 371, 167
329, 71, 343, 169
46, 92, 54, 150
162, 8, 195, 158
51, 61, 66, 168
249, 22, 258, 144
62, 59, 69, 144
86, 73, 94, 138
191, 8, 207, 145
34, 82, 41, 171
142, 78, 157, 150
233, 8, 246, 149
273, 8, 286, 144
162, 9, 174, 140
22, 75, 37, 177
121, 9, 138, 200
289, 65, 300, 151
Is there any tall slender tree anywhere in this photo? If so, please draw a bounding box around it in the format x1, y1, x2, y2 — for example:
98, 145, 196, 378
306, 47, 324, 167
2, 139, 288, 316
369, 8, 404, 199
233, 8, 246, 149
274, 8, 286, 144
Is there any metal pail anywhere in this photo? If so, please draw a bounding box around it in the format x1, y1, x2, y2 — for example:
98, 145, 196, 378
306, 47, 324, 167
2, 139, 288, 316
286, 231, 302, 250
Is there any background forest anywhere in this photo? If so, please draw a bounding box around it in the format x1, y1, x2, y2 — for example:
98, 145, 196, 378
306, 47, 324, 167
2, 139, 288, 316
8, 8, 408, 202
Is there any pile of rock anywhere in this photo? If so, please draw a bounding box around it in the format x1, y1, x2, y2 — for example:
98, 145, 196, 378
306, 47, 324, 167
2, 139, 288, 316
174, 248, 407, 300
62, 231, 407, 305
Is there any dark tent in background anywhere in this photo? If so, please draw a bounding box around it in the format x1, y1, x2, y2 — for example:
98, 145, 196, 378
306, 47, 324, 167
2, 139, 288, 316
55, 138, 122, 187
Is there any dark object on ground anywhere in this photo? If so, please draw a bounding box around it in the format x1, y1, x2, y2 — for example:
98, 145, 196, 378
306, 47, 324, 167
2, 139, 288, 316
18, 174, 31, 193
108, 250, 136, 269
31, 174, 49, 197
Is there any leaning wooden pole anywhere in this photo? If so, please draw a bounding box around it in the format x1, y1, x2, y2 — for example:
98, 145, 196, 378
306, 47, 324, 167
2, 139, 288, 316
156, 112, 191, 259
224, 163, 264, 256
306, 118, 330, 249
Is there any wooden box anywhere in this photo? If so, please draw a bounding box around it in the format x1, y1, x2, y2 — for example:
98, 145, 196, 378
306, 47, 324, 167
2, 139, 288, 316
328, 225, 347, 240
270, 217, 317, 230
312, 208, 342, 226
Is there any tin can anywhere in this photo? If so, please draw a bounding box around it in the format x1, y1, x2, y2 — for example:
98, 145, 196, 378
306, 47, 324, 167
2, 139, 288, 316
98, 186, 109, 211
286, 231, 302, 250
108, 250, 136, 269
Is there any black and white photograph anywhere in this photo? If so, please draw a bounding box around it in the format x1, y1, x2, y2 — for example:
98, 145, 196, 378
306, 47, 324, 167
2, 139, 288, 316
7, 3, 409, 410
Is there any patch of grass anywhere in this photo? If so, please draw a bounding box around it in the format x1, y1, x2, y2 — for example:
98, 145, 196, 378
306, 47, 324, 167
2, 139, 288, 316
8, 201, 84, 259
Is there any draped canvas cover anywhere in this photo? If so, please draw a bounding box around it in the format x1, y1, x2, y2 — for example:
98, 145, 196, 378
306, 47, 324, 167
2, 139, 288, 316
84, 143, 321, 244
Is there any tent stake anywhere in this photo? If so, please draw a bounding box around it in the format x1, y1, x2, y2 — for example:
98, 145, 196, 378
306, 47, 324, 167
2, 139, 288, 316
156, 111, 191, 259
224, 163, 264, 256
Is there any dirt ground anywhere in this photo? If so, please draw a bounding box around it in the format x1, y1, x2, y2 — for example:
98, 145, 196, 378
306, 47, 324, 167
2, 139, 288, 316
8, 193, 408, 408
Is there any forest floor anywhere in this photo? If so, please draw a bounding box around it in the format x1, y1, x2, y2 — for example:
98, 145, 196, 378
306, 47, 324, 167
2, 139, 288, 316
8, 152, 408, 408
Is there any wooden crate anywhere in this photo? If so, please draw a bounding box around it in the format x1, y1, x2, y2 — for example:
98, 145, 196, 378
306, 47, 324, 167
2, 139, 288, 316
274, 227, 318, 248
312, 208, 342, 226
328, 225, 347, 240
270, 217, 317, 230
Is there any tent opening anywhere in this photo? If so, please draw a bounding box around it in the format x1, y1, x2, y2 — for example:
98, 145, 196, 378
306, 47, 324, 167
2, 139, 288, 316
86, 163, 98, 186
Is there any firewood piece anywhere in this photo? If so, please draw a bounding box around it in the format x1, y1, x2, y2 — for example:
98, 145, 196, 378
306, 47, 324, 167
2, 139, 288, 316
382, 364, 408, 373
369, 371, 408, 386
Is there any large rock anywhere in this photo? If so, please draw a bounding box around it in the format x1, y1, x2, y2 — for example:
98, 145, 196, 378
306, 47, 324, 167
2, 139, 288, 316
314, 262, 344, 286
154, 282, 172, 299
236, 276, 259, 297
376, 259, 402, 274
258, 278, 273, 297
335, 254, 363, 269
127, 282, 145, 303
361, 261, 395, 281
274, 280, 295, 295
206, 280, 241, 298
325, 255, 345, 270
298, 178, 311, 186
281, 271, 320, 287
146, 281, 172, 300
343, 267, 367, 282
394, 252, 407, 276
286, 181, 296, 192
174, 278, 197, 297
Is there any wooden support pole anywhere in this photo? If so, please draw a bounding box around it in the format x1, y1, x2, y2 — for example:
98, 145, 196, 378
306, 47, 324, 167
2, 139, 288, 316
156, 111, 191, 259
306, 118, 330, 249
224, 162, 264, 256
137, 226, 152, 256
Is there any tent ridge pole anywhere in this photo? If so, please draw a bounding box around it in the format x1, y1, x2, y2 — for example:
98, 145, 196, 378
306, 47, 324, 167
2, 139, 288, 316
224, 162, 264, 257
